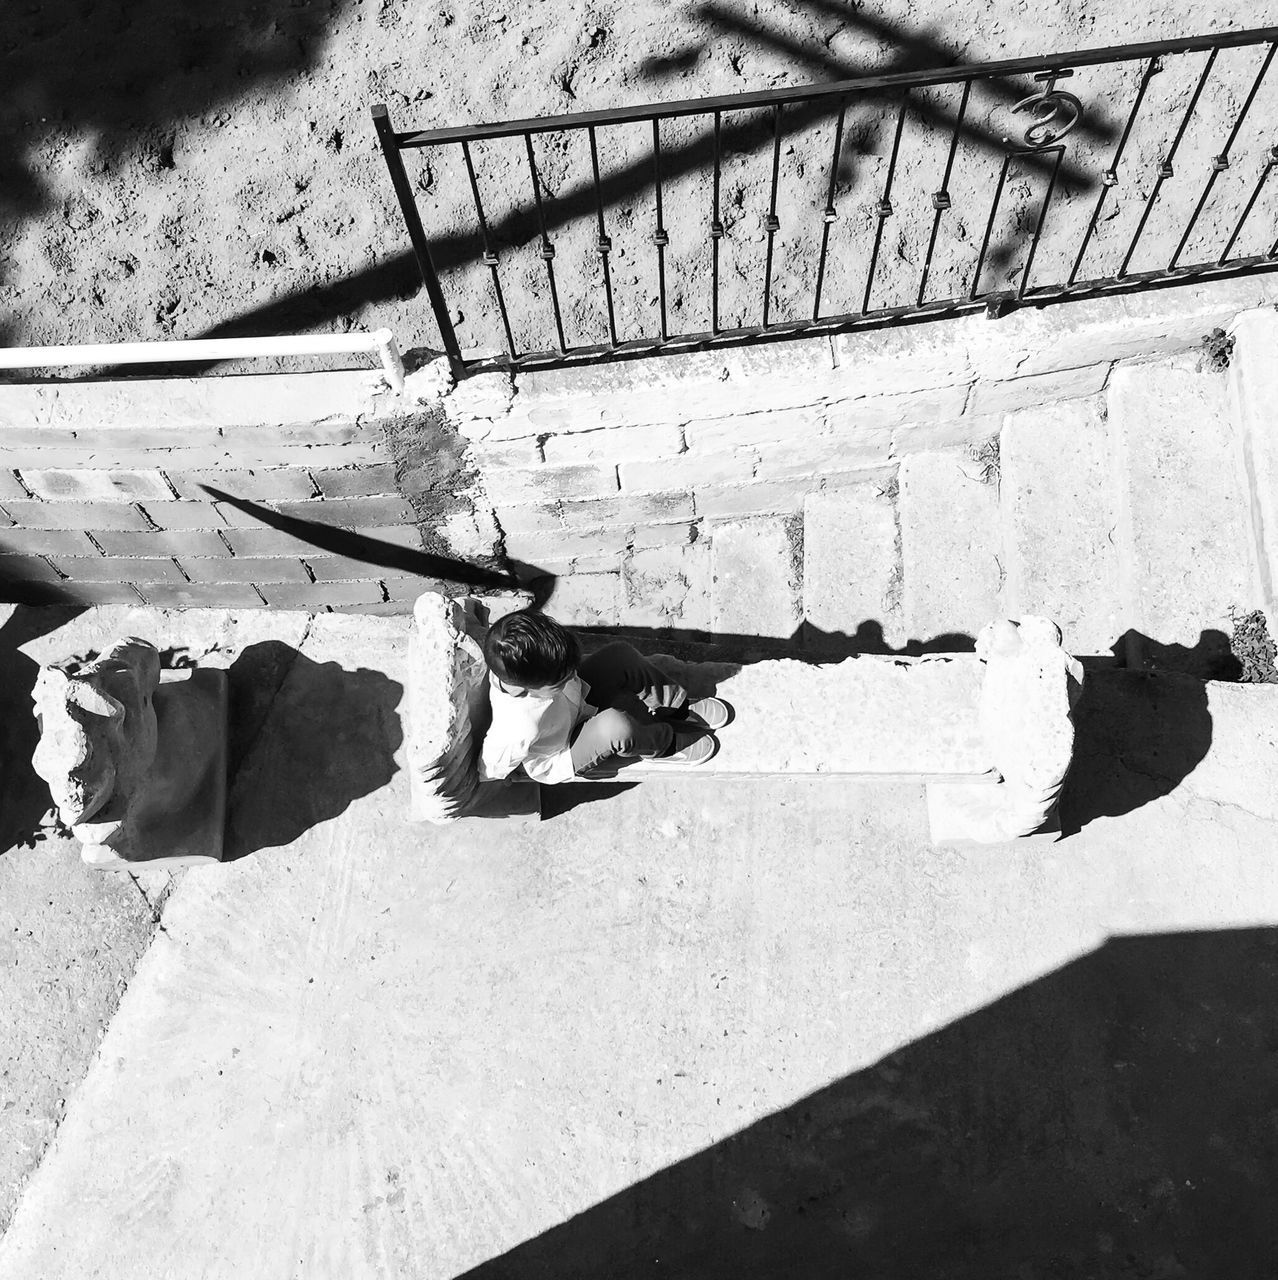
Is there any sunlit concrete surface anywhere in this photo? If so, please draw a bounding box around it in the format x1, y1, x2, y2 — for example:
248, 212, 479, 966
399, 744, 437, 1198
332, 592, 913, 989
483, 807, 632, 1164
1, 611, 1276, 1277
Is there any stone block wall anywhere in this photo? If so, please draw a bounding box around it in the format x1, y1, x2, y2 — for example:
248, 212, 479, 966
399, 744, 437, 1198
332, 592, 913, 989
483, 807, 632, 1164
430, 275, 1278, 630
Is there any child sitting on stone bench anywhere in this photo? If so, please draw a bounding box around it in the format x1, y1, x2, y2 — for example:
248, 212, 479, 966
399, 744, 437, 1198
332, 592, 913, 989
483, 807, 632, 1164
479, 608, 729, 784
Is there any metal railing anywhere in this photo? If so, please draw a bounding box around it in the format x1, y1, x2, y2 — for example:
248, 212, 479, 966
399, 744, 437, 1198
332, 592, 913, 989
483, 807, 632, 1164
0, 330, 407, 390
373, 27, 1278, 379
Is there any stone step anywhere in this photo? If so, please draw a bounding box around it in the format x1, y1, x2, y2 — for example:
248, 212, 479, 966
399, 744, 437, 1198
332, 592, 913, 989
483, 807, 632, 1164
801, 481, 904, 652
1107, 354, 1260, 675
897, 450, 1004, 648
998, 396, 1124, 657
708, 516, 802, 643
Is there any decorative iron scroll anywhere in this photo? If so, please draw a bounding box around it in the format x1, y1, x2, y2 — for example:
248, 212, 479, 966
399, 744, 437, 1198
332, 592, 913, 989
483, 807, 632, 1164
1010, 69, 1085, 149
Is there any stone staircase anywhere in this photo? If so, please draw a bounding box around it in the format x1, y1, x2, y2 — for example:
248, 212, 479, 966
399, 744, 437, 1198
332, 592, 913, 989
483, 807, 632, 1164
585, 310, 1276, 679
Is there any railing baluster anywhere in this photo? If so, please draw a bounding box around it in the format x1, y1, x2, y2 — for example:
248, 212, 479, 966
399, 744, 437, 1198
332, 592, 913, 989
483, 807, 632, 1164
652, 118, 669, 341
763, 103, 784, 327
371, 104, 465, 379
971, 153, 1013, 299
522, 132, 567, 353
711, 110, 724, 333
1019, 146, 1064, 299
862, 91, 910, 315
1171, 39, 1277, 269
375, 28, 1278, 375
1219, 145, 1278, 262
587, 126, 619, 347
1068, 56, 1158, 285
917, 80, 971, 306
1118, 47, 1219, 277
460, 140, 516, 357
813, 97, 848, 320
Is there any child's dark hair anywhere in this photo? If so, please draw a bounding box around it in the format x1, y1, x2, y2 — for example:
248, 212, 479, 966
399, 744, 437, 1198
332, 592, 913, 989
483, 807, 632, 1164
484, 608, 581, 687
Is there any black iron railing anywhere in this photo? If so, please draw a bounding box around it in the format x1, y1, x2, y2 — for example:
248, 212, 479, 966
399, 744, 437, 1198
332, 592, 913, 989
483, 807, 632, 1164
373, 27, 1278, 378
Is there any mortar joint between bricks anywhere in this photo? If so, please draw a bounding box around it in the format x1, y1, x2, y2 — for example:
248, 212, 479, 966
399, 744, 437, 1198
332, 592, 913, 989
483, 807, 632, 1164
158, 471, 182, 500
959, 379, 977, 415
134, 502, 162, 532
252, 584, 268, 606
303, 470, 321, 499
301, 559, 318, 584
215, 528, 235, 555
172, 557, 192, 584
9, 469, 36, 499
41, 553, 70, 581
84, 530, 108, 555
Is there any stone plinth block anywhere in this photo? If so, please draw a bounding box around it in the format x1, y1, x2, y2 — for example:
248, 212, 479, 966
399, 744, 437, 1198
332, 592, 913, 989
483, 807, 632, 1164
1109, 355, 1257, 647
407, 592, 494, 823
1228, 309, 1278, 624
711, 517, 802, 641
1000, 399, 1123, 655
31, 639, 227, 868
898, 451, 1002, 645
803, 484, 902, 650
619, 652, 991, 777
928, 617, 1083, 843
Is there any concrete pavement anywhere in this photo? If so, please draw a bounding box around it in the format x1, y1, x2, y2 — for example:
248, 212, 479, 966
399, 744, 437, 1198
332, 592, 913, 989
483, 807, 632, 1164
2, 609, 1277, 1277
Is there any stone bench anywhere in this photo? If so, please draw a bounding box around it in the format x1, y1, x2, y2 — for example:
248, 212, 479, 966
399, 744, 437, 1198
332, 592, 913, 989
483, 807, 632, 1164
406, 593, 1085, 843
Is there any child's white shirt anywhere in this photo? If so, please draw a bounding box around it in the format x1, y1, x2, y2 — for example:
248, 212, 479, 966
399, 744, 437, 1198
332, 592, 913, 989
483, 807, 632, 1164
479, 672, 595, 785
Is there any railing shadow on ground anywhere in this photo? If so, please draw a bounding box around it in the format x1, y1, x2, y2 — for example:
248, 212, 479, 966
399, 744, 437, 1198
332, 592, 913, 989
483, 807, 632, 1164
454, 925, 1278, 1279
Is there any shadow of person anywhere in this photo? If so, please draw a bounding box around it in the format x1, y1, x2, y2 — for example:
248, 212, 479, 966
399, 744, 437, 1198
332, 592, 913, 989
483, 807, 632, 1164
457, 926, 1278, 1279
0, 604, 84, 857
224, 643, 403, 861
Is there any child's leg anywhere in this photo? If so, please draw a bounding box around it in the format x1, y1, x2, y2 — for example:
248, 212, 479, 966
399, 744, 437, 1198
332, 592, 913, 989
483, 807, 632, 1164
578, 641, 687, 713
569, 706, 673, 775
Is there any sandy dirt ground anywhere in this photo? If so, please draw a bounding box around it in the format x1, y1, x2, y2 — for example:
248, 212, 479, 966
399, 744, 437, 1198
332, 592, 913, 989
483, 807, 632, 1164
3, 1, 1278, 368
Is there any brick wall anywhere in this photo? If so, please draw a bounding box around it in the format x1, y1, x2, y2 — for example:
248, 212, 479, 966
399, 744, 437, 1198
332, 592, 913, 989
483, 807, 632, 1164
0, 370, 497, 612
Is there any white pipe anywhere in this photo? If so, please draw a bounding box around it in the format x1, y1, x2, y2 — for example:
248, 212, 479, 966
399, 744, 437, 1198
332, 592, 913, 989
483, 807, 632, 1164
0, 330, 407, 392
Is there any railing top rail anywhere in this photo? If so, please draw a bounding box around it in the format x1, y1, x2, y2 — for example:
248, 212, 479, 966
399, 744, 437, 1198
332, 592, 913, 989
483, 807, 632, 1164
390, 25, 1278, 147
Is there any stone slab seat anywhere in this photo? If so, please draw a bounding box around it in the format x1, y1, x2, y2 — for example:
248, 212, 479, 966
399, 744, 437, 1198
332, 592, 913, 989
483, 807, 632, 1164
407, 594, 1085, 843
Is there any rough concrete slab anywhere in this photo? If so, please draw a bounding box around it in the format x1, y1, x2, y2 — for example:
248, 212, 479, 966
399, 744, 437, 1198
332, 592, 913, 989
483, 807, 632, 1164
898, 452, 1003, 646
4, 660, 1278, 1277
801, 483, 903, 651
1228, 309, 1278, 622
1109, 355, 1260, 658
710, 518, 801, 641
1000, 398, 1124, 656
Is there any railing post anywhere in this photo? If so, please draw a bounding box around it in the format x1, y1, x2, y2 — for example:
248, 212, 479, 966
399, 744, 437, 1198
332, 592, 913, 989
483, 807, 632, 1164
371, 103, 466, 382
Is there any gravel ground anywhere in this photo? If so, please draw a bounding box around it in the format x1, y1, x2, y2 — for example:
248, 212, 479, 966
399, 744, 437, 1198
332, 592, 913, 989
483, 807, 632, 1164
3, 1, 1278, 368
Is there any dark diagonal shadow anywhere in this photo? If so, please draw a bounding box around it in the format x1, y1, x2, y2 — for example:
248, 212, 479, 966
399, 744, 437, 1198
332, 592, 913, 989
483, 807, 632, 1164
456, 927, 1278, 1279
200, 486, 529, 595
